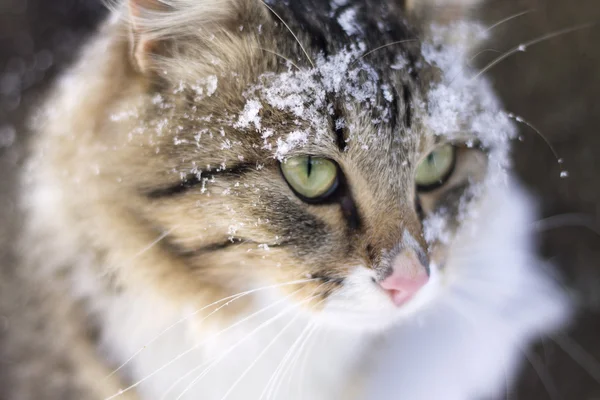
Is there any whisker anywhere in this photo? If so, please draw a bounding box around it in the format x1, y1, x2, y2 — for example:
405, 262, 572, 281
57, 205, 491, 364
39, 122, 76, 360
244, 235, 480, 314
275, 322, 319, 399
268, 298, 325, 400
258, 47, 301, 70
471, 22, 596, 81
297, 325, 323, 399
260, 322, 314, 400
505, 112, 565, 175
533, 213, 600, 237
484, 10, 535, 33
106, 287, 305, 400
105, 278, 316, 380
261, 1, 314, 68
350, 39, 418, 67
467, 48, 501, 64
551, 333, 600, 384
176, 295, 316, 400
219, 312, 308, 400
159, 293, 303, 400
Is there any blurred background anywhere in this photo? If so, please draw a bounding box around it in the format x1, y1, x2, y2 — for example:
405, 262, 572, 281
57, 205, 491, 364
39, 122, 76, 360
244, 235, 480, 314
0, 0, 599, 398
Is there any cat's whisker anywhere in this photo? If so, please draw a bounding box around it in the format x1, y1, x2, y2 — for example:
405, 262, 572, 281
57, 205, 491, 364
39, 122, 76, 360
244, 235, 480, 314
123, 225, 179, 265
218, 312, 307, 400
256, 289, 325, 400
467, 48, 501, 64
258, 47, 301, 71
350, 39, 418, 67
505, 111, 565, 172
484, 9, 535, 33
105, 278, 316, 380
277, 322, 320, 399
297, 325, 324, 399
176, 295, 317, 400
260, 321, 314, 400
260, 1, 314, 68
159, 293, 305, 400
106, 288, 306, 400
533, 213, 600, 237
447, 10, 533, 84
550, 333, 600, 384
471, 22, 596, 81
268, 300, 324, 399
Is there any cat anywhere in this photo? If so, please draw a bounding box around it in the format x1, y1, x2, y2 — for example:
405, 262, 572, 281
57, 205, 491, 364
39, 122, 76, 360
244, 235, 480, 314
17, 0, 570, 399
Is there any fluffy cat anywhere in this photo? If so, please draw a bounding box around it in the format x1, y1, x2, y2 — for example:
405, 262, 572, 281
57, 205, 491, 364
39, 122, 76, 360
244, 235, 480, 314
19, 0, 569, 399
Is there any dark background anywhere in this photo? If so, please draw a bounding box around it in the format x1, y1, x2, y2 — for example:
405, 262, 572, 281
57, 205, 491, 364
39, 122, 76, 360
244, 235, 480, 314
0, 0, 599, 398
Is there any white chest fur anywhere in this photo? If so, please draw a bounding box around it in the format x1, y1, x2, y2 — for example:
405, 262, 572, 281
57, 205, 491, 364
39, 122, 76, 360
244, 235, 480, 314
98, 289, 370, 400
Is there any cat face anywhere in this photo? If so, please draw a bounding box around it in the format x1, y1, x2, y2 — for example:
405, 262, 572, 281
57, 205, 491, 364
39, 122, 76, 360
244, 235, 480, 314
83, 0, 512, 331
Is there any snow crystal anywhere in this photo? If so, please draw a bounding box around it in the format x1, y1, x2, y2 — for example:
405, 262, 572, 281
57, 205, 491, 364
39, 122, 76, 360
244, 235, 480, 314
423, 212, 451, 245
421, 22, 515, 174
205, 75, 218, 96
235, 43, 388, 158
338, 8, 361, 36
390, 54, 407, 70
235, 99, 262, 130
381, 84, 394, 103
276, 130, 310, 159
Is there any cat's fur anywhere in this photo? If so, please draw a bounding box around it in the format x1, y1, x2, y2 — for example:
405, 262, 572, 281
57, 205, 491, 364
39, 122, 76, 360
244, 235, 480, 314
18, 0, 570, 399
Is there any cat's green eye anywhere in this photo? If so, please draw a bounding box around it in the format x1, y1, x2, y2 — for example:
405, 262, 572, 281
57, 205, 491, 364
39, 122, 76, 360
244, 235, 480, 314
281, 156, 339, 201
415, 144, 456, 191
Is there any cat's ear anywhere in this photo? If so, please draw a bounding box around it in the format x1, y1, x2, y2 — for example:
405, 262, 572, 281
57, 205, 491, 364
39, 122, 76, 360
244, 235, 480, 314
127, 0, 171, 72
125, 0, 264, 74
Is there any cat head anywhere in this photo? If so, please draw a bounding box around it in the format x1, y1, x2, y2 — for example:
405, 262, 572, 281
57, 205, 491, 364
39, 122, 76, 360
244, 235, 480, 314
42, 0, 517, 331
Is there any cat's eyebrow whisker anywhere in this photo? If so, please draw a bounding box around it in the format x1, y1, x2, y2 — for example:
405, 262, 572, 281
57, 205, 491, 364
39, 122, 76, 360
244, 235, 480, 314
505, 111, 565, 173
467, 48, 501, 64
104, 278, 316, 381
257, 47, 301, 70
105, 287, 308, 400
260, 1, 314, 68
484, 9, 535, 33
350, 39, 418, 67
445, 297, 562, 400
471, 22, 596, 82
532, 213, 600, 237
176, 294, 318, 400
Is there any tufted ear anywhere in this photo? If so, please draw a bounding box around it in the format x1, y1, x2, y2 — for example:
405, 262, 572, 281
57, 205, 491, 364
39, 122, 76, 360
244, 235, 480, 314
125, 0, 265, 74
127, 0, 172, 72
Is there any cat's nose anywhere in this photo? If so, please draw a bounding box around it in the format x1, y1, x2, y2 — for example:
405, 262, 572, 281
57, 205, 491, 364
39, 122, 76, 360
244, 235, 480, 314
379, 249, 429, 307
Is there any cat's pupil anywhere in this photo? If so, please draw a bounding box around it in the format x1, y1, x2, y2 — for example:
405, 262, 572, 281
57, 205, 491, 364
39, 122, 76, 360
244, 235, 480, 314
427, 153, 435, 165
307, 156, 312, 177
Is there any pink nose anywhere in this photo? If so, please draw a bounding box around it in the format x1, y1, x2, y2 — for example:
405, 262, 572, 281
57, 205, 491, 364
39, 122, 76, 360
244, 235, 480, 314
379, 250, 429, 307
